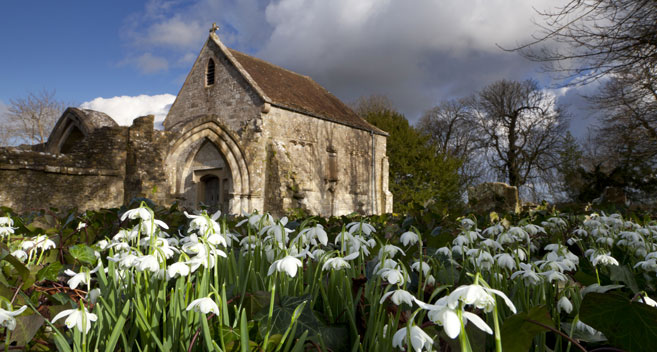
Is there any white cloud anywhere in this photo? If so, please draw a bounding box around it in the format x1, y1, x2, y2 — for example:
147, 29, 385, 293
120, 53, 170, 74
122, 0, 573, 122
80, 94, 176, 129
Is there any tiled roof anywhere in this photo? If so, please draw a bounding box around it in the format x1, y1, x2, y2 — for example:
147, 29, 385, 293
228, 49, 386, 135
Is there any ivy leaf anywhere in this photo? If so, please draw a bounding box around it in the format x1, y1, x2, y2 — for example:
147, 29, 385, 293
9, 314, 44, 346
37, 262, 63, 282
580, 292, 657, 352
501, 305, 554, 352
254, 295, 321, 340
69, 244, 96, 265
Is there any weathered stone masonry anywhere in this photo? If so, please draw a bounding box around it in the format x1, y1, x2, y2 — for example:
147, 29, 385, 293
0, 32, 392, 216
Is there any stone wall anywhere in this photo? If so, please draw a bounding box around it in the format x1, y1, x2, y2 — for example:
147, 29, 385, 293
0, 126, 128, 212
164, 38, 264, 133
262, 106, 392, 217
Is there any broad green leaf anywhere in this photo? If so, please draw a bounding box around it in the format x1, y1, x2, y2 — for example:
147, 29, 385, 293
9, 314, 44, 346
501, 305, 554, 352
580, 292, 657, 352
314, 323, 350, 352
37, 262, 63, 281
609, 265, 640, 294
0, 250, 29, 282
254, 295, 321, 340
69, 244, 96, 265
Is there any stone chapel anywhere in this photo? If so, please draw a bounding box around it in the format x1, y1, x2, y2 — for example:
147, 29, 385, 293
0, 29, 393, 217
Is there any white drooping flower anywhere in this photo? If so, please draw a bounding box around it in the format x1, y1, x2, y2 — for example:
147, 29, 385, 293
380, 289, 415, 306
346, 221, 376, 236
378, 267, 408, 285
400, 231, 419, 246
121, 207, 153, 222
494, 253, 516, 271
52, 306, 98, 334
186, 297, 220, 315
511, 263, 542, 286
591, 252, 619, 267
558, 296, 573, 314
447, 284, 517, 314
322, 251, 359, 271
167, 262, 191, 279
391, 325, 433, 352
297, 224, 328, 246
267, 255, 303, 278
0, 304, 27, 330
136, 254, 161, 273
64, 269, 90, 290
411, 261, 431, 276
185, 210, 222, 236
378, 245, 405, 260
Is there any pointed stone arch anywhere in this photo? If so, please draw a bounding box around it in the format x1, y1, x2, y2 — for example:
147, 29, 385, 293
45, 108, 117, 154
166, 118, 252, 214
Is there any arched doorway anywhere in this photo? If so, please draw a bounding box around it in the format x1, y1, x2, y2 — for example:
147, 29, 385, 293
192, 140, 233, 212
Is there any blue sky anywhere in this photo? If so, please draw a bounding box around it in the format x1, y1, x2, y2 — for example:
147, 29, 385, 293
0, 0, 597, 134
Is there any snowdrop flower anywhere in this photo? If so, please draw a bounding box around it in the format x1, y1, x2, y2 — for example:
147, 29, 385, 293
0, 305, 27, 330
494, 253, 516, 270
0, 225, 15, 238
640, 295, 657, 307
590, 252, 619, 267
378, 267, 408, 285
136, 254, 161, 273
52, 306, 97, 334
524, 224, 545, 236
634, 258, 657, 272
411, 261, 431, 276
167, 262, 190, 279
511, 263, 542, 286
140, 218, 169, 235
392, 325, 433, 352
417, 297, 493, 339
185, 210, 221, 236
378, 245, 405, 260
64, 269, 90, 290
540, 270, 569, 283
186, 297, 220, 315
0, 217, 13, 227
459, 218, 476, 230
373, 258, 399, 273
400, 231, 419, 246
483, 223, 504, 237
267, 255, 303, 278
121, 207, 153, 222
11, 250, 27, 263
480, 239, 503, 251
322, 251, 358, 271
558, 296, 573, 314
447, 284, 517, 313
261, 217, 294, 246
380, 289, 415, 306
475, 251, 494, 271
297, 224, 328, 246
87, 288, 101, 304
346, 221, 376, 235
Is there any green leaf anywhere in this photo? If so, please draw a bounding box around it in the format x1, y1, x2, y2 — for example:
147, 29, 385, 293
254, 295, 321, 340
609, 264, 640, 294
37, 262, 63, 281
501, 305, 554, 352
69, 244, 96, 265
580, 292, 657, 352
0, 250, 30, 282
9, 314, 45, 346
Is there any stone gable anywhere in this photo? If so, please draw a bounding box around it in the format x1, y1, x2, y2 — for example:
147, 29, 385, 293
0, 32, 392, 216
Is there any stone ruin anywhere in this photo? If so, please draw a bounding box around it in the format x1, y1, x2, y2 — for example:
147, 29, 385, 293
0, 31, 393, 217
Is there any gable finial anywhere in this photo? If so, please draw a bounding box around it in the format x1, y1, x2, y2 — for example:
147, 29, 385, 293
209, 22, 219, 34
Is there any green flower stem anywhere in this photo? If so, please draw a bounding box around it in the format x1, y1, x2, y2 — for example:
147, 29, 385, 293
262, 275, 277, 350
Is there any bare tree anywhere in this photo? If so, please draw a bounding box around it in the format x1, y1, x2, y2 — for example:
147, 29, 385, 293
473, 79, 568, 197
350, 94, 395, 117
517, 0, 657, 84
418, 99, 487, 188
6, 89, 67, 145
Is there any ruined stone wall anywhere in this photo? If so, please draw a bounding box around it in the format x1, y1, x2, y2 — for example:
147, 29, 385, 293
165, 38, 264, 133
261, 107, 392, 217
0, 126, 128, 212
124, 115, 172, 204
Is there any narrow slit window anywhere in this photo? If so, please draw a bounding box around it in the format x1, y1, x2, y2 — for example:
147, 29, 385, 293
206, 58, 215, 86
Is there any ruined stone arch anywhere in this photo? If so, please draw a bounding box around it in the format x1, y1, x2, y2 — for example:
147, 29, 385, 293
45, 108, 117, 154
166, 118, 252, 213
